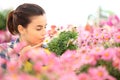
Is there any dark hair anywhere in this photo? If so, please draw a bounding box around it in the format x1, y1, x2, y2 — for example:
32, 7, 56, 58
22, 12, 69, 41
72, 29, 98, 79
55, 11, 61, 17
7, 3, 45, 35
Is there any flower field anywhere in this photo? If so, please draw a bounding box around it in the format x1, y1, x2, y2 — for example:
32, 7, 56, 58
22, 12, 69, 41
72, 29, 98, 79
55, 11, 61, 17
0, 15, 120, 80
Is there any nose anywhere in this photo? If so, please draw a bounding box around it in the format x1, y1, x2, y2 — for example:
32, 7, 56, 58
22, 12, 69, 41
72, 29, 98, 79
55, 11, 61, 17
42, 28, 46, 36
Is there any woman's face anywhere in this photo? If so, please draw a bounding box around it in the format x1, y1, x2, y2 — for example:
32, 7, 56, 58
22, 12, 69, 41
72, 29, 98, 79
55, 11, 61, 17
20, 14, 47, 46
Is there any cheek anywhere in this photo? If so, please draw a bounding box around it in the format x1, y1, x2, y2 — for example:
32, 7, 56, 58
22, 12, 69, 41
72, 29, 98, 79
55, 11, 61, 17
25, 31, 35, 40
36, 30, 46, 37
26, 34, 40, 44
28, 31, 43, 40
26, 29, 46, 42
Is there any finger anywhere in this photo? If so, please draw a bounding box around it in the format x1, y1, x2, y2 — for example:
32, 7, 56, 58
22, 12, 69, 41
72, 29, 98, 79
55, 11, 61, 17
32, 43, 43, 48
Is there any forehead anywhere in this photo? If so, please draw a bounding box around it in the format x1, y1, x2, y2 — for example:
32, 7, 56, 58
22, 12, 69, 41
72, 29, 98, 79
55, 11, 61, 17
28, 15, 47, 26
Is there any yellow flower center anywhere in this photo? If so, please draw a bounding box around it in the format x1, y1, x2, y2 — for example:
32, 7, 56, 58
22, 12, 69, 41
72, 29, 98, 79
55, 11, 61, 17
45, 39, 49, 42
104, 52, 109, 57
96, 33, 98, 36
44, 49, 51, 54
117, 35, 120, 39
42, 66, 48, 71
104, 37, 109, 41
96, 48, 100, 52
97, 71, 103, 77
12, 74, 18, 80
85, 56, 90, 60
10, 66, 15, 71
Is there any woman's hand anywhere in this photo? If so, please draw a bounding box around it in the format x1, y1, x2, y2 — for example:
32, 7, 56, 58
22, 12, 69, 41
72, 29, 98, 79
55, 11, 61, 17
19, 42, 43, 62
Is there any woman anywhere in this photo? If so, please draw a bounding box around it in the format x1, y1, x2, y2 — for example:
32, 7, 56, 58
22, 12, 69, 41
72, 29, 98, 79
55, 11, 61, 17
0, 3, 47, 61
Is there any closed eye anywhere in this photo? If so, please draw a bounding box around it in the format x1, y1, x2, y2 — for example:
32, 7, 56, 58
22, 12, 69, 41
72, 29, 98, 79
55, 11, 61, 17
36, 28, 42, 31
36, 24, 47, 30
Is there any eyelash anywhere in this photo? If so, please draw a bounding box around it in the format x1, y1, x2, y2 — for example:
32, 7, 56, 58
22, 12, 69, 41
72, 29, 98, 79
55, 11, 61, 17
36, 27, 46, 31
36, 29, 42, 31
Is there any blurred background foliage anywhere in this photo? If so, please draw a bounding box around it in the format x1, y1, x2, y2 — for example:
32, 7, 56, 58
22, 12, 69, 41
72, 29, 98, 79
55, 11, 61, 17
0, 9, 12, 30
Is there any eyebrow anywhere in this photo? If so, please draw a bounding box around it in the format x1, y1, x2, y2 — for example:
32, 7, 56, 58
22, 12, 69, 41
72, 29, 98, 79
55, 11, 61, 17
36, 24, 47, 27
36, 25, 43, 28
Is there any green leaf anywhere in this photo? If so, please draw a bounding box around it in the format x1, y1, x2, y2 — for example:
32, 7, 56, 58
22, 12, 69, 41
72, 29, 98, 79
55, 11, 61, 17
75, 64, 91, 75
48, 31, 78, 55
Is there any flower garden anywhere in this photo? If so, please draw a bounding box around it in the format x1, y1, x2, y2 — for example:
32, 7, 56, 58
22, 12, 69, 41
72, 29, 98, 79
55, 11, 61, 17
0, 9, 120, 80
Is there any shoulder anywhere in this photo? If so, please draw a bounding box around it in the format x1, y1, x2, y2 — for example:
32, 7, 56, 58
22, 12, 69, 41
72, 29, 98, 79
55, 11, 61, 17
0, 43, 9, 59
0, 38, 20, 59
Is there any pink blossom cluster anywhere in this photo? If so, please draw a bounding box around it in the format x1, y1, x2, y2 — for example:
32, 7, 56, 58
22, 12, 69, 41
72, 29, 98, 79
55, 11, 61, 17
0, 30, 18, 43
0, 16, 120, 79
0, 43, 119, 80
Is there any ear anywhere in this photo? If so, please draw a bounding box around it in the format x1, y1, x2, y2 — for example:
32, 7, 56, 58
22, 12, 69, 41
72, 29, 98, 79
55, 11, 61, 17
18, 25, 25, 34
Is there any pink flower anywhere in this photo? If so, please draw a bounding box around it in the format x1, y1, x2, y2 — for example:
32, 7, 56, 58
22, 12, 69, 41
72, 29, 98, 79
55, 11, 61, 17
0, 46, 4, 52
113, 32, 120, 43
33, 62, 43, 73
60, 50, 77, 59
3, 73, 39, 80
80, 54, 96, 66
90, 46, 104, 57
112, 57, 120, 71
58, 72, 78, 80
0, 43, 7, 50
115, 48, 120, 58
19, 73, 39, 80
14, 41, 28, 53
27, 48, 57, 66
101, 48, 115, 61
0, 57, 7, 66
78, 73, 91, 80
0, 30, 11, 43
88, 66, 114, 80
107, 15, 120, 27
6, 61, 19, 73
0, 66, 3, 78
60, 50, 82, 70
3, 73, 19, 80
7, 41, 27, 59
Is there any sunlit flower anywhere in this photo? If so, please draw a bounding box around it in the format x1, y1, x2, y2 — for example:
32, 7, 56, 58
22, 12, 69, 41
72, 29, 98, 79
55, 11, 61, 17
101, 48, 115, 61
88, 66, 115, 80
113, 32, 120, 43
78, 73, 91, 80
